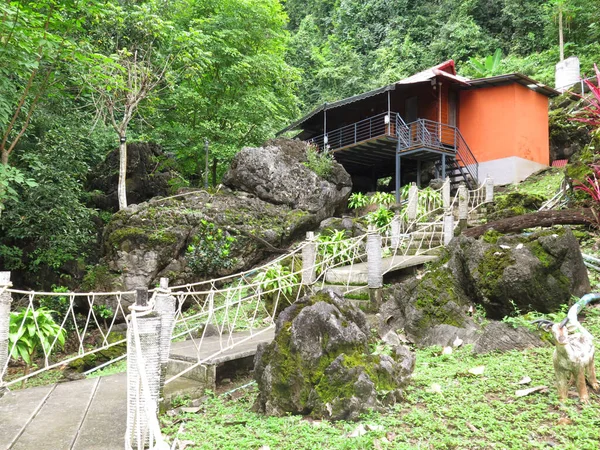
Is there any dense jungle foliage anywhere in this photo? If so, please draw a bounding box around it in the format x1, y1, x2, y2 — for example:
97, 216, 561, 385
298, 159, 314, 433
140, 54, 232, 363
1, 0, 599, 284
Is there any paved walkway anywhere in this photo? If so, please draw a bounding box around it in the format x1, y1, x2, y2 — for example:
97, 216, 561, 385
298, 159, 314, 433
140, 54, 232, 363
325, 254, 439, 284
0, 329, 274, 450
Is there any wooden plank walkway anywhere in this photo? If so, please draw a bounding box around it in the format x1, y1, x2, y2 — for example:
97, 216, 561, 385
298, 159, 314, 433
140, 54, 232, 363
0, 329, 274, 450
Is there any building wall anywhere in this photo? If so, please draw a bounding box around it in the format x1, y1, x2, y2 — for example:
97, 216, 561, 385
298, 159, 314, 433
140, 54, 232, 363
458, 83, 549, 166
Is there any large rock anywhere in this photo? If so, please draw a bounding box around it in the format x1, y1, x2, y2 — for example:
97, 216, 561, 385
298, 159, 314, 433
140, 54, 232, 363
87, 142, 177, 211
95, 139, 353, 299
222, 139, 352, 222
379, 227, 587, 351
99, 189, 314, 299
254, 290, 415, 420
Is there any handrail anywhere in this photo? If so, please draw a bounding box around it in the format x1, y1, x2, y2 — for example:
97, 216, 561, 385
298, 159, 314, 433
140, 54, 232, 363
307, 112, 402, 152
454, 127, 479, 187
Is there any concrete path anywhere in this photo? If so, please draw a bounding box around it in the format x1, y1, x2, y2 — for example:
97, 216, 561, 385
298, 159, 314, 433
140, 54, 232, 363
325, 254, 439, 284
0, 329, 274, 450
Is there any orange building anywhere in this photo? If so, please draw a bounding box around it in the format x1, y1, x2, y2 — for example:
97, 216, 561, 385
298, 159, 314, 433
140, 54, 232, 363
279, 60, 558, 197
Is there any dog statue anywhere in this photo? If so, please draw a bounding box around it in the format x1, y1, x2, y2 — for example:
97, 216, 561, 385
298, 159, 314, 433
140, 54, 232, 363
533, 292, 600, 403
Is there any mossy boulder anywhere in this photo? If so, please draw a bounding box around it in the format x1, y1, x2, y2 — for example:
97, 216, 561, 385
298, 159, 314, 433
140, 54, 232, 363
253, 290, 415, 420
96, 139, 352, 299
68, 331, 127, 372
488, 192, 545, 221
379, 227, 588, 351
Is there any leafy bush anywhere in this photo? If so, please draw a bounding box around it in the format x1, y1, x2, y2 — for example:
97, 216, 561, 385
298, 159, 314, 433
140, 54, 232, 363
348, 192, 368, 210
366, 206, 394, 228
254, 263, 299, 315
39, 286, 72, 330
316, 229, 355, 272
9, 308, 66, 380
304, 145, 334, 179
186, 220, 236, 275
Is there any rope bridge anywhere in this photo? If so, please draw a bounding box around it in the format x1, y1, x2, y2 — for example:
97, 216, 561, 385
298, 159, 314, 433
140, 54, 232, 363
0, 177, 493, 449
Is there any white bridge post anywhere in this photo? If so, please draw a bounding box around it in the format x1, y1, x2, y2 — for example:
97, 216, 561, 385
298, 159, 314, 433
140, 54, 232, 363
127, 287, 162, 449
390, 213, 402, 250
367, 225, 383, 305
153, 278, 176, 400
407, 183, 419, 223
442, 177, 451, 209
443, 211, 454, 246
302, 232, 317, 285
457, 183, 468, 232
485, 176, 494, 203
0, 272, 12, 389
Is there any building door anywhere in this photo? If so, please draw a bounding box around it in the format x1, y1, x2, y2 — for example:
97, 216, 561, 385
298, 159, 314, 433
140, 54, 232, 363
405, 96, 418, 123
448, 90, 457, 127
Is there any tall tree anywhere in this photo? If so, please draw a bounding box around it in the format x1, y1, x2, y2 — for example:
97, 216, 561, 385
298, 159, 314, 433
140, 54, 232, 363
83, 1, 172, 210
157, 0, 298, 182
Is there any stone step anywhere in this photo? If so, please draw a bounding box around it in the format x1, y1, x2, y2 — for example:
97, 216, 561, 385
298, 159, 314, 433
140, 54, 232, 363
319, 283, 369, 297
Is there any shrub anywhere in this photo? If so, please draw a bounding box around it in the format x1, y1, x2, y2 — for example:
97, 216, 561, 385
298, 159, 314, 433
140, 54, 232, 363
9, 307, 66, 381
304, 145, 334, 179
186, 220, 236, 275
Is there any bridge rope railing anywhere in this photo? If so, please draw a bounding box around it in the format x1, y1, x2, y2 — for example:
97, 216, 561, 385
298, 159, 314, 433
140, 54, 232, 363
0, 176, 494, 391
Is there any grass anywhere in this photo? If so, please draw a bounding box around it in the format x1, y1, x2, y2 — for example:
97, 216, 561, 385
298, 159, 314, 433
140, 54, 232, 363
86, 358, 127, 378
162, 307, 600, 449
502, 168, 564, 199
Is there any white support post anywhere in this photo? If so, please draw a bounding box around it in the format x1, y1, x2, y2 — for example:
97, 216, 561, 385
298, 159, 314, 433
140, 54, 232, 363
127, 287, 162, 449
458, 183, 468, 221
390, 213, 401, 250
442, 177, 451, 209
153, 278, 176, 397
367, 226, 383, 289
457, 183, 468, 232
443, 211, 455, 246
0, 272, 12, 389
407, 183, 418, 222
302, 232, 317, 285
367, 226, 383, 306
485, 176, 494, 203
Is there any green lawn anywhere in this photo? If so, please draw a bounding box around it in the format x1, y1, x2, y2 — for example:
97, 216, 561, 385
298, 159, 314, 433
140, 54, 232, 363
162, 307, 600, 449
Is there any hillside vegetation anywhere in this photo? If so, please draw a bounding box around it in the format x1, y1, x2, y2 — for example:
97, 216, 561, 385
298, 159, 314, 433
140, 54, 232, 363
1, 0, 599, 286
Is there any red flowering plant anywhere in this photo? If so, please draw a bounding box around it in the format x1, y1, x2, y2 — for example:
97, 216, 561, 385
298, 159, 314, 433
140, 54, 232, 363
571, 64, 600, 129
569, 65, 600, 209
573, 164, 600, 204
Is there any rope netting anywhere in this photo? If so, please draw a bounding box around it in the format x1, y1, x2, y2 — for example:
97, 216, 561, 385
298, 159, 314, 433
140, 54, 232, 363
1, 289, 132, 388
0, 177, 494, 391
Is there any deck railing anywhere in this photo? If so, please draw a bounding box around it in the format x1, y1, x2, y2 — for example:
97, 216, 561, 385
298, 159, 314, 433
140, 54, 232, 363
306, 112, 478, 185
307, 112, 402, 151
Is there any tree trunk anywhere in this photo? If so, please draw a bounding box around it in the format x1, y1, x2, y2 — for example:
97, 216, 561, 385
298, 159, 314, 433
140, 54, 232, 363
118, 139, 128, 210
1, 150, 8, 165
463, 208, 597, 239
212, 157, 217, 187
559, 9, 564, 62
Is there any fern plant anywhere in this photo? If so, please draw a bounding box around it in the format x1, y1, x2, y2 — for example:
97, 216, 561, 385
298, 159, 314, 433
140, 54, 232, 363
9, 308, 66, 383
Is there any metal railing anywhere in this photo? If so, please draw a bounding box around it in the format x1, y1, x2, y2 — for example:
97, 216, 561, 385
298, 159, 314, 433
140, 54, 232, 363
307, 112, 402, 152
397, 119, 478, 187
304, 112, 479, 186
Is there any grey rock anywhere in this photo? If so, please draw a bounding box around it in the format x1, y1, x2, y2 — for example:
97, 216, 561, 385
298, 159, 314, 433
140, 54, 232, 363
474, 321, 545, 354
379, 227, 588, 351
222, 139, 351, 223
254, 290, 414, 420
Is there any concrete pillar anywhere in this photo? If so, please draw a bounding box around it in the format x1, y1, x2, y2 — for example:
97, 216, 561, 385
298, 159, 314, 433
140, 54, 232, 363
302, 232, 317, 285
457, 183, 468, 232
390, 213, 402, 250
153, 278, 176, 397
442, 177, 451, 209
127, 287, 162, 449
443, 211, 454, 246
367, 226, 383, 306
485, 176, 494, 203
407, 183, 418, 222
0, 272, 12, 388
